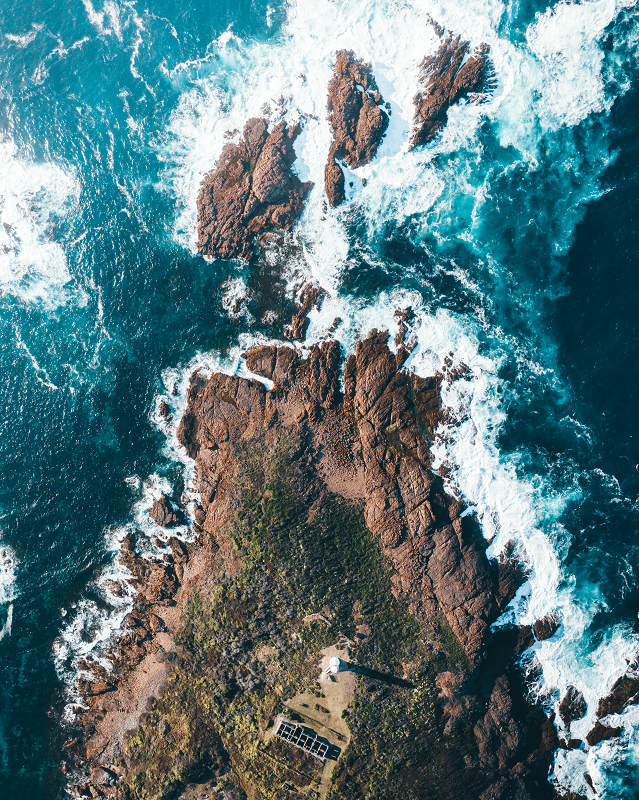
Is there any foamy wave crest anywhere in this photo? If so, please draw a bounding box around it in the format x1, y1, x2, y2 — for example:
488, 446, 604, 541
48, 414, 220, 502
0, 542, 17, 645
0, 138, 79, 307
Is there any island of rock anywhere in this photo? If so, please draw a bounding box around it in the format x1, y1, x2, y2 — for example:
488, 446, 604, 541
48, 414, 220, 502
324, 50, 389, 206
410, 30, 495, 150
196, 117, 313, 260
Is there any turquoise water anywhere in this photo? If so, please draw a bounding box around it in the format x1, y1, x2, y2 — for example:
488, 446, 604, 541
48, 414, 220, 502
1, 0, 639, 797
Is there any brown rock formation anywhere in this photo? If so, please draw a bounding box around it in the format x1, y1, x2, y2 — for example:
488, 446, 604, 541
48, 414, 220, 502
69, 323, 560, 799
177, 330, 496, 663
597, 669, 639, 717
534, 613, 560, 641
325, 50, 389, 206
196, 117, 313, 259
586, 721, 624, 747
149, 495, 184, 528
410, 31, 495, 150
284, 282, 326, 342
559, 686, 588, 726
582, 659, 639, 748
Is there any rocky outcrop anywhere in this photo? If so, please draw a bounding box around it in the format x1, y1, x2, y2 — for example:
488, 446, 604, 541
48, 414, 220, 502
180, 330, 496, 657
559, 686, 588, 726
586, 721, 624, 747
196, 117, 313, 260
410, 31, 495, 150
149, 495, 184, 528
66, 524, 221, 798
284, 282, 325, 341
582, 658, 639, 748
325, 50, 389, 206
534, 613, 560, 641
597, 669, 639, 717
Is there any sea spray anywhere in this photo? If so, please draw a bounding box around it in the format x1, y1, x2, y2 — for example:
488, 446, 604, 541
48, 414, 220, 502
0, 138, 79, 307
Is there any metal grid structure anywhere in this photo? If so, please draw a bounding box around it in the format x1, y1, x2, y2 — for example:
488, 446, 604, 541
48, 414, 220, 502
274, 719, 330, 760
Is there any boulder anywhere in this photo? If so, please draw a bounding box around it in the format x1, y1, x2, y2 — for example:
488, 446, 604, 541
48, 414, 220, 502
149, 495, 184, 528
533, 613, 560, 641
559, 686, 587, 726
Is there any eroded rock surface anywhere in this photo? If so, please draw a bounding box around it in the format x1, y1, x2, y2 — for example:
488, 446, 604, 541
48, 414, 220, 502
410, 31, 495, 150
196, 118, 313, 260
325, 50, 389, 206
173, 329, 557, 797
534, 613, 560, 641
559, 686, 588, 726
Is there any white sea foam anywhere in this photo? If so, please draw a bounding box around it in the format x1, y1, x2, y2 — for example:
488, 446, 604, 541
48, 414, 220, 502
4, 25, 43, 47
0, 542, 17, 647
0, 542, 17, 648
0, 138, 79, 307
526, 0, 619, 131
374, 300, 639, 799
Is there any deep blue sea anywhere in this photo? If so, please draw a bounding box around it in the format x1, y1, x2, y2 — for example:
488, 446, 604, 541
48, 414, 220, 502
1, 0, 639, 797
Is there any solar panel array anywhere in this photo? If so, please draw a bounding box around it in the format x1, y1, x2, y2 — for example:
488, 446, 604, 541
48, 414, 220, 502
274, 719, 330, 760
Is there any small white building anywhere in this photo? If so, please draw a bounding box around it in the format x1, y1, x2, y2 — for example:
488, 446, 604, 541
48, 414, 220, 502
325, 656, 342, 674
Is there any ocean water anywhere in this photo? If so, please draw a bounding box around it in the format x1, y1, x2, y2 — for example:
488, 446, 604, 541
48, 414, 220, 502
1, 0, 639, 796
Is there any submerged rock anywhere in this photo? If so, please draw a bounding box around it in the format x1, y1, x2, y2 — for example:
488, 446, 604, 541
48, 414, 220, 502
559, 686, 588, 726
196, 118, 313, 260
325, 50, 389, 206
410, 31, 495, 150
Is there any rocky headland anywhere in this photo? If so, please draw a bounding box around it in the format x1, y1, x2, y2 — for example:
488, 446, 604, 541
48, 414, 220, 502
64, 293, 575, 800
324, 50, 389, 206
62, 24, 601, 800
196, 118, 313, 260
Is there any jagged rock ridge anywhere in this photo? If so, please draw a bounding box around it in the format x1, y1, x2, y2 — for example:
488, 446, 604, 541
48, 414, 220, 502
196, 117, 313, 260
410, 31, 495, 150
324, 50, 389, 206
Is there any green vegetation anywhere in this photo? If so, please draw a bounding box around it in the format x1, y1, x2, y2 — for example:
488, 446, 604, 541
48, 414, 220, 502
116, 441, 474, 800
